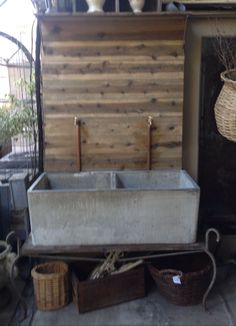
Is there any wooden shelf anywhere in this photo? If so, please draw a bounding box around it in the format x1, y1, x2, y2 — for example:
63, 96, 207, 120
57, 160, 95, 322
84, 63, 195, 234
37, 11, 236, 20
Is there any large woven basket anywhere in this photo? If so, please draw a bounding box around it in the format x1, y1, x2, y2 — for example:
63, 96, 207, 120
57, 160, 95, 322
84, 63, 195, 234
214, 69, 236, 142
31, 261, 69, 311
148, 253, 212, 306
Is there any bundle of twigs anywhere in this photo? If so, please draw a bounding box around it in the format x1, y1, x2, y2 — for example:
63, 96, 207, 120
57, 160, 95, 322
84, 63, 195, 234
89, 251, 143, 280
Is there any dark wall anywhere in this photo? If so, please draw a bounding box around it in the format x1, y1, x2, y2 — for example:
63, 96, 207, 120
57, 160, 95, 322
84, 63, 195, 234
199, 37, 236, 234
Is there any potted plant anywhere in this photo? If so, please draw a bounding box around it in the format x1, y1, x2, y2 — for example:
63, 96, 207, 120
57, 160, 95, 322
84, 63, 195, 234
0, 94, 37, 157
0, 103, 13, 158
0, 134, 11, 159
214, 35, 236, 142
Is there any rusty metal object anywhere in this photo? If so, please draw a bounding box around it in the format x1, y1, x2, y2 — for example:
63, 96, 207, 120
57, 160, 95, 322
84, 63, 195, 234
74, 117, 81, 171
202, 228, 221, 310
147, 116, 153, 170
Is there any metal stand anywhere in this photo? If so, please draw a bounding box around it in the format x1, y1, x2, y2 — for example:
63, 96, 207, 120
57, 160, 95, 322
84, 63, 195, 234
14, 228, 220, 319
202, 228, 220, 309
7, 232, 27, 322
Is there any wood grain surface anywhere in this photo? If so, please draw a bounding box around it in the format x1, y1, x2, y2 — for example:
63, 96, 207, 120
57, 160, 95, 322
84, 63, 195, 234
40, 15, 186, 171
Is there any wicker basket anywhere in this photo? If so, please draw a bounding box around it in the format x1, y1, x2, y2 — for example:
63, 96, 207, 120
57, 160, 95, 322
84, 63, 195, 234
31, 261, 69, 311
148, 253, 212, 306
214, 69, 236, 142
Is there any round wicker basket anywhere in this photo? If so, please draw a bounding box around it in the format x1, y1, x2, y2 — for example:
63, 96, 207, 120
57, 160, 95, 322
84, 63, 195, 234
214, 69, 236, 142
31, 261, 69, 311
148, 253, 212, 306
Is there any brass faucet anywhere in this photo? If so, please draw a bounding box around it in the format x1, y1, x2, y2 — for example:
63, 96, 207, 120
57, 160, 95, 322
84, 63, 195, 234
147, 116, 153, 127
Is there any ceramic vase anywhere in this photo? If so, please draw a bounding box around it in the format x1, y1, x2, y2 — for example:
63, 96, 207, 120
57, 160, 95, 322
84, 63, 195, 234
45, 0, 57, 13
86, 0, 106, 13
129, 0, 145, 13
0, 241, 17, 289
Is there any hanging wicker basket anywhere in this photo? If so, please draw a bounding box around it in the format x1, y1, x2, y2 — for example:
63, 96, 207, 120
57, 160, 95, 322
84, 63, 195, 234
31, 261, 69, 311
214, 69, 236, 142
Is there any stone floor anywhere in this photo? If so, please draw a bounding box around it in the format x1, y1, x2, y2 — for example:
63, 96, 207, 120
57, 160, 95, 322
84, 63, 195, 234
0, 282, 24, 326
31, 266, 236, 326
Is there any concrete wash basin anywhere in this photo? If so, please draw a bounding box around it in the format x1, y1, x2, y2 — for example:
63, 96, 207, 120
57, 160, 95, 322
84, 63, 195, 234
28, 170, 200, 246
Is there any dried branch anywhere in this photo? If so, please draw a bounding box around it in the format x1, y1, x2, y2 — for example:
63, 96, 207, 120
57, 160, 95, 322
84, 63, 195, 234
213, 25, 236, 72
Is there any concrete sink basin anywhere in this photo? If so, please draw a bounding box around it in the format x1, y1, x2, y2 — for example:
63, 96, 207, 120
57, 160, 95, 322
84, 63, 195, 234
28, 170, 200, 246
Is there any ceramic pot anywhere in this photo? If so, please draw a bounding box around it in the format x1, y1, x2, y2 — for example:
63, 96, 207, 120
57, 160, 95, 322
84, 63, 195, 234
214, 69, 236, 142
31, 0, 47, 13
0, 241, 17, 289
45, 0, 57, 13
129, 0, 145, 13
86, 0, 106, 13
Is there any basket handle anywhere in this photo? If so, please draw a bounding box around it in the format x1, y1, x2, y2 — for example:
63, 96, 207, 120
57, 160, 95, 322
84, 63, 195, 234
159, 269, 183, 278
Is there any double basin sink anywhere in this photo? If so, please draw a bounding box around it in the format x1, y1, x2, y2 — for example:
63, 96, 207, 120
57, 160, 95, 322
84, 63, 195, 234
28, 170, 200, 246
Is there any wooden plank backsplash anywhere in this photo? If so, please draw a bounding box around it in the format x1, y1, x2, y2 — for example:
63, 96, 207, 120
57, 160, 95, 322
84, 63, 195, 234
40, 14, 186, 171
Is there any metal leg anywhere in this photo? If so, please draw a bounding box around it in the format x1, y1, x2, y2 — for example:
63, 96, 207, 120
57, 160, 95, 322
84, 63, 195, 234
10, 255, 28, 321
202, 248, 217, 310
205, 228, 221, 252
7, 231, 28, 321
202, 228, 221, 310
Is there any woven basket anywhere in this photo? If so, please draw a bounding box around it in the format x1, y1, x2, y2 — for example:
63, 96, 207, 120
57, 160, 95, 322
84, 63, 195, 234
214, 69, 236, 142
148, 253, 212, 306
31, 261, 69, 311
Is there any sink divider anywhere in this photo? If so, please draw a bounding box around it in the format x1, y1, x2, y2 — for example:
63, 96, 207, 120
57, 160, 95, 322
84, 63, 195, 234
110, 173, 123, 190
